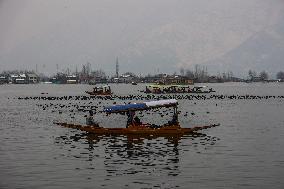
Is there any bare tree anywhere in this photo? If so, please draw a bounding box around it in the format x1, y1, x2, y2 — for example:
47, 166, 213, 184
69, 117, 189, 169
248, 70, 257, 80
180, 67, 185, 76
228, 71, 234, 81
259, 71, 268, 81
185, 69, 194, 79
92, 69, 107, 78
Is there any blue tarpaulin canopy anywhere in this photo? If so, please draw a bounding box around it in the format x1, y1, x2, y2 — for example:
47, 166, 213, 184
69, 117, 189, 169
104, 99, 178, 113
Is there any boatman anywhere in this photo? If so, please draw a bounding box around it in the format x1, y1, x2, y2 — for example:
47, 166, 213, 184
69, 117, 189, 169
133, 116, 142, 125
86, 110, 95, 125
168, 113, 178, 125
126, 111, 135, 128
172, 113, 178, 124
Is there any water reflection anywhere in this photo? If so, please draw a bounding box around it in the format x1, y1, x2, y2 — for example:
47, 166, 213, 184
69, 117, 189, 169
54, 131, 219, 187
87, 134, 183, 176
54, 132, 218, 179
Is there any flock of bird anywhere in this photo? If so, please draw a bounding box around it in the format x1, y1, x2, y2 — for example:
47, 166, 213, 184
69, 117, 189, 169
35, 100, 198, 119
16, 93, 283, 124
18, 94, 284, 101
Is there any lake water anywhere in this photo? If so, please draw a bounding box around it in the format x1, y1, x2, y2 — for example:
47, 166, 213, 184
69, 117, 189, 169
0, 83, 284, 189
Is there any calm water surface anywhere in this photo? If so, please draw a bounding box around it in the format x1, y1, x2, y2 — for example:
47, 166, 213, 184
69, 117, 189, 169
0, 83, 284, 189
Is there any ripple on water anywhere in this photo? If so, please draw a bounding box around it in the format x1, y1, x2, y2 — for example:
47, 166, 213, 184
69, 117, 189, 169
53, 132, 220, 183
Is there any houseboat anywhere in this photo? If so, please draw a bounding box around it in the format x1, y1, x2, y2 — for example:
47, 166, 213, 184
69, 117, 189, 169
145, 85, 215, 94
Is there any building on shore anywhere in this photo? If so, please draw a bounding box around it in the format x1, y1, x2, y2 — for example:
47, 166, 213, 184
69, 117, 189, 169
26, 73, 39, 84
0, 75, 8, 84
0, 73, 40, 84
109, 73, 139, 84
10, 74, 27, 84
66, 75, 78, 84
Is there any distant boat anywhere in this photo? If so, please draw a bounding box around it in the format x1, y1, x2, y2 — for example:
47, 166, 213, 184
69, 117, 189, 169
42, 81, 53, 84
144, 84, 215, 94
85, 85, 112, 96
131, 82, 137, 85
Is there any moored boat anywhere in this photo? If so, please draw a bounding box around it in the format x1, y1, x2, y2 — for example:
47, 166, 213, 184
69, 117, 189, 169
145, 84, 215, 94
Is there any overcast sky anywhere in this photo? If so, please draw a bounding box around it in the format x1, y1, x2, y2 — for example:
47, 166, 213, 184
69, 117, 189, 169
1, 0, 284, 77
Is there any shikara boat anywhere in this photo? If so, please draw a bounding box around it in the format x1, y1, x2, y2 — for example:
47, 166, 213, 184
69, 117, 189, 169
55, 99, 219, 135
85, 85, 112, 95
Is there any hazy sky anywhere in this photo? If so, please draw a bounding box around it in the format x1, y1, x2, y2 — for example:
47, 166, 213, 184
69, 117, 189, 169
1, 0, 284, 77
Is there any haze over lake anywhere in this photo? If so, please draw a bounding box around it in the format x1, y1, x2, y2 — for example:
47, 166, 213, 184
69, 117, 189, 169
1, 0, 284, 76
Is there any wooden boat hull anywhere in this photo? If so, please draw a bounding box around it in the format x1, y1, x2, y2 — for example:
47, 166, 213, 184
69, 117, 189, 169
55, 122, 219, 135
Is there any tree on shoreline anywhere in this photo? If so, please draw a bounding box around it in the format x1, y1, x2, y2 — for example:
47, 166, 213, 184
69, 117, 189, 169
276, 71, 284, 80
259, 71, 268, 81
248, 70, 257, 80
180, 68, 185, 76
185, 69, 194, 79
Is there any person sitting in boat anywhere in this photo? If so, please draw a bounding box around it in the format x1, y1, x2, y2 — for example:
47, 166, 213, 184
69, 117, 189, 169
106, 86, 111, 93
167, 113, 178, 125
86, 110, 98, 126
133, 116, 142, 125
126, 111, 135, 128
172, 113, 178, 124
145, 86, 151, 93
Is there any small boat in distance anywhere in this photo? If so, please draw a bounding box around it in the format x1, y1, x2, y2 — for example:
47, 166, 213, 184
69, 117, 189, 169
55, 99, 219, 135
85, 85, 112, 96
